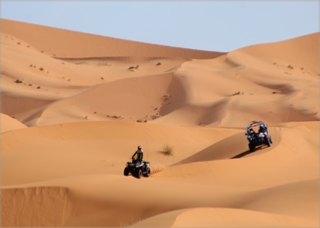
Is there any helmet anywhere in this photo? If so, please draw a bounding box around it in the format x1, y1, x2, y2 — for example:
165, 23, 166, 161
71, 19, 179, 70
137, 145, 142, 149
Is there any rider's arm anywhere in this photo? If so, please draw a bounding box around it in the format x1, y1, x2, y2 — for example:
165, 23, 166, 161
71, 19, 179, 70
132, 151, 137, 160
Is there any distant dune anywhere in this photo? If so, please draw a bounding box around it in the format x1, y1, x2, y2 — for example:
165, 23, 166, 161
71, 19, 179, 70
1, 18, 319, 227
1, 19, 224, 58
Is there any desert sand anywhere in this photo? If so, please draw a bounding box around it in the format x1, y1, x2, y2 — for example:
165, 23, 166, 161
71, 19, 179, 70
1, 18, 319, 227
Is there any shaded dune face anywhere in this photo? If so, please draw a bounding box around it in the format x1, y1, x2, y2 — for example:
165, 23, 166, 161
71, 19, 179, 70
1, 18, 319, 227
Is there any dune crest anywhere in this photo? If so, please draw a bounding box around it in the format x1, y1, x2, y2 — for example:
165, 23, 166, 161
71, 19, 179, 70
1, 18, 318, 227
1, 18, 224, 58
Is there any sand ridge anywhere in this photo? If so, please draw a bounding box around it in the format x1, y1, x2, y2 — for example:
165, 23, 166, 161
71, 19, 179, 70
1, 18, 319, 227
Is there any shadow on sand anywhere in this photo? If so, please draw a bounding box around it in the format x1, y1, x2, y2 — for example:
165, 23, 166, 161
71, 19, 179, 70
231, 145, 266, 159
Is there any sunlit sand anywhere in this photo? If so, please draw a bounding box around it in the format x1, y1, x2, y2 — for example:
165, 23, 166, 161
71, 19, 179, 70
1, 19, 319, 227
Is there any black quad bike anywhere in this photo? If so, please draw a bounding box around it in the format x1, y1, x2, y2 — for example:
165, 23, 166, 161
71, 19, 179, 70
124, 160, 151, 179
245, 121, 273, 152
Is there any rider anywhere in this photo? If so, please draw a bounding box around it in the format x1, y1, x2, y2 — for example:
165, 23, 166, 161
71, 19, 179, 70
132, 145, 144, 164
258, 124, 272, 143
258, 124, 266, 133
249, 128, 257, 137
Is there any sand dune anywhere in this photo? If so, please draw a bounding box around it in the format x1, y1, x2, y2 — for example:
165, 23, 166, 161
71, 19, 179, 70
0, 113, 27, 133
1, 18, 319, 227
133, 207, 315, 227
1, 120, 238, 186
1, 18, 223, 59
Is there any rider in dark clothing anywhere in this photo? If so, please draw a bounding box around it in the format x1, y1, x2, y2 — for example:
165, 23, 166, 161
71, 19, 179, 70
258, 124, 266, 133
249, 128, 257, 137
258, 124, 272, 143
132, 145, 143, 164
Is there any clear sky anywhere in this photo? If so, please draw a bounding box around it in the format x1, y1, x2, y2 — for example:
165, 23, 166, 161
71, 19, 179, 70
1, 0, 319, 52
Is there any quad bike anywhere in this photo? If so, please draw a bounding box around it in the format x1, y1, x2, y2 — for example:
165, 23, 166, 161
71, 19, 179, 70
124, 160, 151, 178
245, 121, 273, 152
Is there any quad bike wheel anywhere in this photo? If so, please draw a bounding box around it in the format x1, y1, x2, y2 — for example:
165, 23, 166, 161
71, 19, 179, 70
124, 168, 129, 176
143, 168, 151, 177
249, 143, 255, 152
266, 138, 271, 147
136, 169, 142, 179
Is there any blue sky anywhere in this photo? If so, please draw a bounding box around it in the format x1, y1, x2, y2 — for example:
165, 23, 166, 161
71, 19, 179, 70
1, 1, 319, 52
